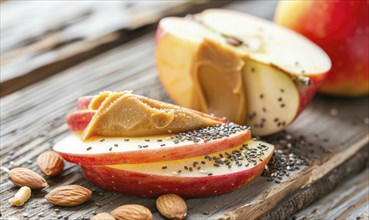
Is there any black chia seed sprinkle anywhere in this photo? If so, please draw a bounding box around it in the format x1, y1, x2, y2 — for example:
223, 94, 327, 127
99, 139, 105, 142
162, 166, 167, 170
86, 147, 92, 151
262, 131, 309, 183
170, 123, 249, 144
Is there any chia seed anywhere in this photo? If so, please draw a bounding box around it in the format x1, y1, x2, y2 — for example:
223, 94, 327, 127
170, 123, 249, 144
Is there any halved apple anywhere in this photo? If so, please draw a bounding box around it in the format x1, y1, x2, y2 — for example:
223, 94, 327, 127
54, 123, 251, 165
156, 9, 331, 136
81, 139, 274, 198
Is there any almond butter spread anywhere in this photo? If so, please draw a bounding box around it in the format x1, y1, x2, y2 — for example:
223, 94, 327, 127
191, 39, 247, 123
82, 91, 222, 140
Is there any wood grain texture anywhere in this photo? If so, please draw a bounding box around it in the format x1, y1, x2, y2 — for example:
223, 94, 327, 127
1, 1, 368, 220
0, 0, 234, 96
293, 168, 369, 220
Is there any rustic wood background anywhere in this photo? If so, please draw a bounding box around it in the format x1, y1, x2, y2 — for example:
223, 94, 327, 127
1, 1, 368, 220
0, 0, 232, 96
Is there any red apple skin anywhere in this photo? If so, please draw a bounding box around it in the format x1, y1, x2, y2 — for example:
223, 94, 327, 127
66, 110, 96, 132
55, 130, 251, 165
296, 74, 326, 116
275, 0, 369, 97
80, 152, 271, 198
77, 96, 93, 110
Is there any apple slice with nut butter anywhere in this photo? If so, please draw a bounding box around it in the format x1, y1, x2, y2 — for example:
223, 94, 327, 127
56, 91, 251, 165
155, 9, 331, 136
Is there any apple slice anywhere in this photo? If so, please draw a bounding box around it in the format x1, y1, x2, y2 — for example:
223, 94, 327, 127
66, 110, 96, 132
77, 96, 93, 110
156, 9, 331, 136
68, 93, 229, 134
54, 123, 251, 165
81, 139, 274, 198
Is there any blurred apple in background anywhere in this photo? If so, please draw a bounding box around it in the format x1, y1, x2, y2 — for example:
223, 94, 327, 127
275, 0, 369, 97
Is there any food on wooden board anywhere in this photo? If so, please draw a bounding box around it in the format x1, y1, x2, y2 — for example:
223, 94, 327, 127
8, 186, 32, 206
54, 91, 274, 197
45, 185, 92, 207
37, 151, 64, 177
155, 9, 331, 136
8, 167, 48, 190
275, 0, 368, 96
82, 139, 273, 198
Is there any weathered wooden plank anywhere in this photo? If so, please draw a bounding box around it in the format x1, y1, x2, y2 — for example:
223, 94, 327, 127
292, 168, 369, 220
1, 1, 368, 219
0, 0, 234, 96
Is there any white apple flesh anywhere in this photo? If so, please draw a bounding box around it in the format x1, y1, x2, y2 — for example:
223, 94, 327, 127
156, 9, 331, 136
54, 123, 251, 165
81, 139, 274, 197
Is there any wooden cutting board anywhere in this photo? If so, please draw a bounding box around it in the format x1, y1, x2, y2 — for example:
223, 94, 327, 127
1, 1, 368, 220
1, 30, 368, 220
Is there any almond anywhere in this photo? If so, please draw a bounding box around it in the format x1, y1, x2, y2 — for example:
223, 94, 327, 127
111, 204, 152, 220
45, 185, 92, 206
91, 212, 115, 220
37, 151, 64, 177
156, 194, 187, 220
9, 167, 48, 190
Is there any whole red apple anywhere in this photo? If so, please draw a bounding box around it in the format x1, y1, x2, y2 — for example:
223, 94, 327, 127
275, 0, 369, 96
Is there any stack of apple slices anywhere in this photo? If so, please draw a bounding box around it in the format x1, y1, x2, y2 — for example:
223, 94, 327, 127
54, 95, 274, 198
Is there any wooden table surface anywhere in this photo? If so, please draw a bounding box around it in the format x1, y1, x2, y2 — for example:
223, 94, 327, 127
1, 1, 368, 220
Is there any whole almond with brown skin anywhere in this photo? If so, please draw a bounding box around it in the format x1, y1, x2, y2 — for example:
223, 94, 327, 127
156, 194, 187, 220
91, 212, 115, 220
37, 151, 64, 177
111, 204, 153, 220
9, 167, 48, 190
45, 185, 92, 206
